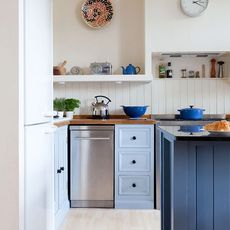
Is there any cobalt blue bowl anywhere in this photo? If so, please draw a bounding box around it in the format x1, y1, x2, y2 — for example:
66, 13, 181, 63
121, 106, 148, 118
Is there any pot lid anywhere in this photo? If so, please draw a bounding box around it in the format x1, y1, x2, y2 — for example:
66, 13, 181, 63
178, 105, 205, 111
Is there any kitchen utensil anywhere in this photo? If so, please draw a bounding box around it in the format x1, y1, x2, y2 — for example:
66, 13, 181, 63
92, 95, 111, 119
178, 105, 205, 120
195, 71, 200, 78
121, 64, 141, 75
121, 105, 148, 118
211, 58, 216, 78
217, 61, 225, 78
181, 69, 187, 78
188, 70, 195, 78
202, 64, 205, 78
53, 60, 67, 75
81, 0, 113, 28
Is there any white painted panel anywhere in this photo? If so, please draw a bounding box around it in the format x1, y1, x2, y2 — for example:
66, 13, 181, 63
25, 124, 54, 230
172, 80, 181, 113
180, 80, 188, 109
224, 82, 230, 114
165, 80, 173, 113
209, 80, 217, 114
202, 80, 210, 114
194, 80, 203, 109
24, 0, 52, 125
187, 79, 195, 107
144, 82, 152, 114
54, 80, 230, 115
216, 80, 225, 114
115, 83, 124, 115
152, 81, 160, 114
53, 83, 66, 98
158, 80, 166, 114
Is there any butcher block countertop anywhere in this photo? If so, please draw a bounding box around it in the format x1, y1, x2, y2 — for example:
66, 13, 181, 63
54, 115, 157, 127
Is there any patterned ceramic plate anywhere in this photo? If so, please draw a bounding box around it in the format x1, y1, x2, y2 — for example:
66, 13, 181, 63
81, 0, 113, 29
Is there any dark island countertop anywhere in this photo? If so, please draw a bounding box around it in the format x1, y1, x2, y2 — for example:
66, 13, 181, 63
158, 125, 230, 141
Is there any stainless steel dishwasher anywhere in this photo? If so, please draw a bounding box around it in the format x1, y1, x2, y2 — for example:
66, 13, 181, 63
70, 125, 114, 208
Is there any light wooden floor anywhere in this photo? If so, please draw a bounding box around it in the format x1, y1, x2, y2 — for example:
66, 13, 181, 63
60, 208, 160, 230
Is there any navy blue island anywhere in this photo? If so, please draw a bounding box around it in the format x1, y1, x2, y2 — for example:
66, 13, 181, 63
158, 126, 230, 230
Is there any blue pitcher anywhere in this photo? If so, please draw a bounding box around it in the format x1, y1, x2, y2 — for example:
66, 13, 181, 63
121, 64, 141, 75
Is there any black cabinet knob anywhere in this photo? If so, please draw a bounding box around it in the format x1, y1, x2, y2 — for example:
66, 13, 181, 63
132, 136, 137, 140
132, 160, 136, 164
132, 183, 136, 188
57, 169, 62, 174
60, 167, 64, 171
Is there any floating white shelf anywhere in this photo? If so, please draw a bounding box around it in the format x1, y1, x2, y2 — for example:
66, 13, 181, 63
53, 75, 152, 83
152, 78, 228, 80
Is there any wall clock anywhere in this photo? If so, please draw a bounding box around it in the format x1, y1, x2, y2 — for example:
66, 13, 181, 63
180, 0, 209, 17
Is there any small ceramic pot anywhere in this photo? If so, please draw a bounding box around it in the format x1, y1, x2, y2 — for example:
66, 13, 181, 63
66, 111, 74, 118
57, 111, 64, 118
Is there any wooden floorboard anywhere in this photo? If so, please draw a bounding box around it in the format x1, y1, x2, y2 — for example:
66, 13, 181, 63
60, 208, 160, 230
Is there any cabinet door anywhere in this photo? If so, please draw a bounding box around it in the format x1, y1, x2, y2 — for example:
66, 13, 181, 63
54, 131, 59, 214
25, 124, 54, 230
24, 0, 52, 125
58, 126, 68, 210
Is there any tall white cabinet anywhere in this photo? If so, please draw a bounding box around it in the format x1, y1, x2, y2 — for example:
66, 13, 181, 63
23, 0, 54, 230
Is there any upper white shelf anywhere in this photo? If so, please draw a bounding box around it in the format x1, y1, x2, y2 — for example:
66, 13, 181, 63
53, 75, 152, 83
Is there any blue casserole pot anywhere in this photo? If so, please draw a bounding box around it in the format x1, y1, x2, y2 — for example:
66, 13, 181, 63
178, 125, 204, 133
178, 105, 205, 120
121, 105, 148, 118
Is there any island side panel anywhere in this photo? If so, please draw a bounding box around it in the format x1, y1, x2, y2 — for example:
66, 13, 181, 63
213, 144, 230, 230
196, 145, 214, 230
161, 137, 172, 230
173, 141, 193, 230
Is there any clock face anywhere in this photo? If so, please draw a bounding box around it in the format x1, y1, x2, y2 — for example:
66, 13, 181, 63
181, 0, 209, 17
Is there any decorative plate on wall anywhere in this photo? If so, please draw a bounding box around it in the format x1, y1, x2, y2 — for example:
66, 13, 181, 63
81, 0, 114, 29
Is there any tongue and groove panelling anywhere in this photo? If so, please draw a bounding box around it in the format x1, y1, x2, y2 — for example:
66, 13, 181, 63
54, 79, 230, 115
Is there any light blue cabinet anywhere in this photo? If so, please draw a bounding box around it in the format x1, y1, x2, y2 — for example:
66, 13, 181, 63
115, 125, 154, 209
54, 126, 69, 229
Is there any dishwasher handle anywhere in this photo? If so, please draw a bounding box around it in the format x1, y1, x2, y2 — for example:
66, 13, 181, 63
74, 137, 111, 140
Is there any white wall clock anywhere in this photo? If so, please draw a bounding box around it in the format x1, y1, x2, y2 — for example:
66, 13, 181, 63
180, 0, 209, 17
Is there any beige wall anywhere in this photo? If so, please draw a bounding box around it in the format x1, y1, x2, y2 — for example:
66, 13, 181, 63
146, 0, 230, 52
0, 1, 20, 229
53, 0, 145, 74
54, 0, 230, 114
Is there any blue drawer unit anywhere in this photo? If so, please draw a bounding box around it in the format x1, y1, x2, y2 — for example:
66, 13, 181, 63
115, 125, 154, 209
118, 151, 151, 172
118, 176, 150, 196
117, 127, 151, 148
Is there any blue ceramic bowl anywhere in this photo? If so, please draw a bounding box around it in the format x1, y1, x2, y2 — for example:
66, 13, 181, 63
121, 106, 148, 118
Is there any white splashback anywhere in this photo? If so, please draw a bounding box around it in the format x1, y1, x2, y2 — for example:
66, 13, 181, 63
54, 79, 230, 115
152, 79, 230, 115
54, 82, 152, 115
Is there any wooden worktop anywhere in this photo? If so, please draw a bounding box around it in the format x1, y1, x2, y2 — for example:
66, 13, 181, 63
54, 115, 157, 127
69, 118, 156, 125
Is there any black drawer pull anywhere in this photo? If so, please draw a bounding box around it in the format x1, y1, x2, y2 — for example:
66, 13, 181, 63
60, 167, 64, 171
132, 136, 137, 140
57, 169, 62, 174
132, 183, 136, 188
132, 160, 136, 164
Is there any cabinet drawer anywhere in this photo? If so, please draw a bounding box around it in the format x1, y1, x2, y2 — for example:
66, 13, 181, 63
118, 176, 150, 196
119, 151, 150, 172
118, 127, 151, 148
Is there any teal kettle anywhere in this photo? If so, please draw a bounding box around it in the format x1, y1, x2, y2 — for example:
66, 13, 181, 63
121, 64, 141, 75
